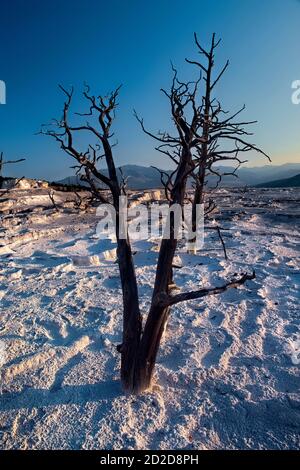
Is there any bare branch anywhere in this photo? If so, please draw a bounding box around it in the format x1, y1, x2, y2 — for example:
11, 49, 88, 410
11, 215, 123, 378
163, 271, 255, 307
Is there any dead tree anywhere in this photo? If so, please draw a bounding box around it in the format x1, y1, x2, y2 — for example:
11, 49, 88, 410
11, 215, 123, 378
0, 152, 25, 189
48, 190, 60, 211
40, 77, 255, 394
40, 84, 143, 392
186, 33, 270, 236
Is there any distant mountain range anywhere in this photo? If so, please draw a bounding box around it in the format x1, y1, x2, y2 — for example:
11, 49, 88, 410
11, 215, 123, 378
256, 173, 300, 188
57, 163, 300, 190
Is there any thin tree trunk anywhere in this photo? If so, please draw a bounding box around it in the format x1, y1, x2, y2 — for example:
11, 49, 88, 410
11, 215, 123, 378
191, 168, 205, 229
189, 165, 205, 253
190, 43, 212, 248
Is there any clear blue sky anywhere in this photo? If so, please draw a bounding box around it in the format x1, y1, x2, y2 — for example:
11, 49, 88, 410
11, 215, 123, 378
0, 0, 299, 180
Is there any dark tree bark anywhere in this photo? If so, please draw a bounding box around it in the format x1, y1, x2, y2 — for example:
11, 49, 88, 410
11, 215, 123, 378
117, 236, 142, 391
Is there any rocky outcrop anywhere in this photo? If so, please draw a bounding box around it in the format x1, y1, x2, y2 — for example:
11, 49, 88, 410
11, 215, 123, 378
1, 178, 49, 189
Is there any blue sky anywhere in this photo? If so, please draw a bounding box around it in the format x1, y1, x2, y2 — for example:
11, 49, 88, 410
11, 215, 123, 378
0, 0, 299, 180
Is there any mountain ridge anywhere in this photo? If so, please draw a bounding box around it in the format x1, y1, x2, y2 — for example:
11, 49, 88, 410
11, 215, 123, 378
256, 173, 300, 188
57, 163, 300, 190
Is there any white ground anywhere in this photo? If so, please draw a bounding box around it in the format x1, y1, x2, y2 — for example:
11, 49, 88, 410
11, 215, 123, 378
0, 187, 299, 450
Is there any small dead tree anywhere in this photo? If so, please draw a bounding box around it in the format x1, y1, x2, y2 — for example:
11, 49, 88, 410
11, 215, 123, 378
40, 73, 255, 393
0, 152, 25, 189
185, 33, 271, 237
48, 190, 59, 211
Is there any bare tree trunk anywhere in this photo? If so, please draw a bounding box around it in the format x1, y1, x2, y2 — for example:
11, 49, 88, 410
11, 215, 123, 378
190, 42, 211, 241
133, 304, 171, 393
133, 238, 176, 392
118, 238, 142, 392
132, 151, 191, 393
120, 236, 173, 393
192, 169, 205, 223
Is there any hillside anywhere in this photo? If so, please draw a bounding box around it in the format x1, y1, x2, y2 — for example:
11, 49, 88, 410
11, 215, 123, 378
58, 163, 300, 190
58, 165, 171, 190
256, 173, 300, 188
